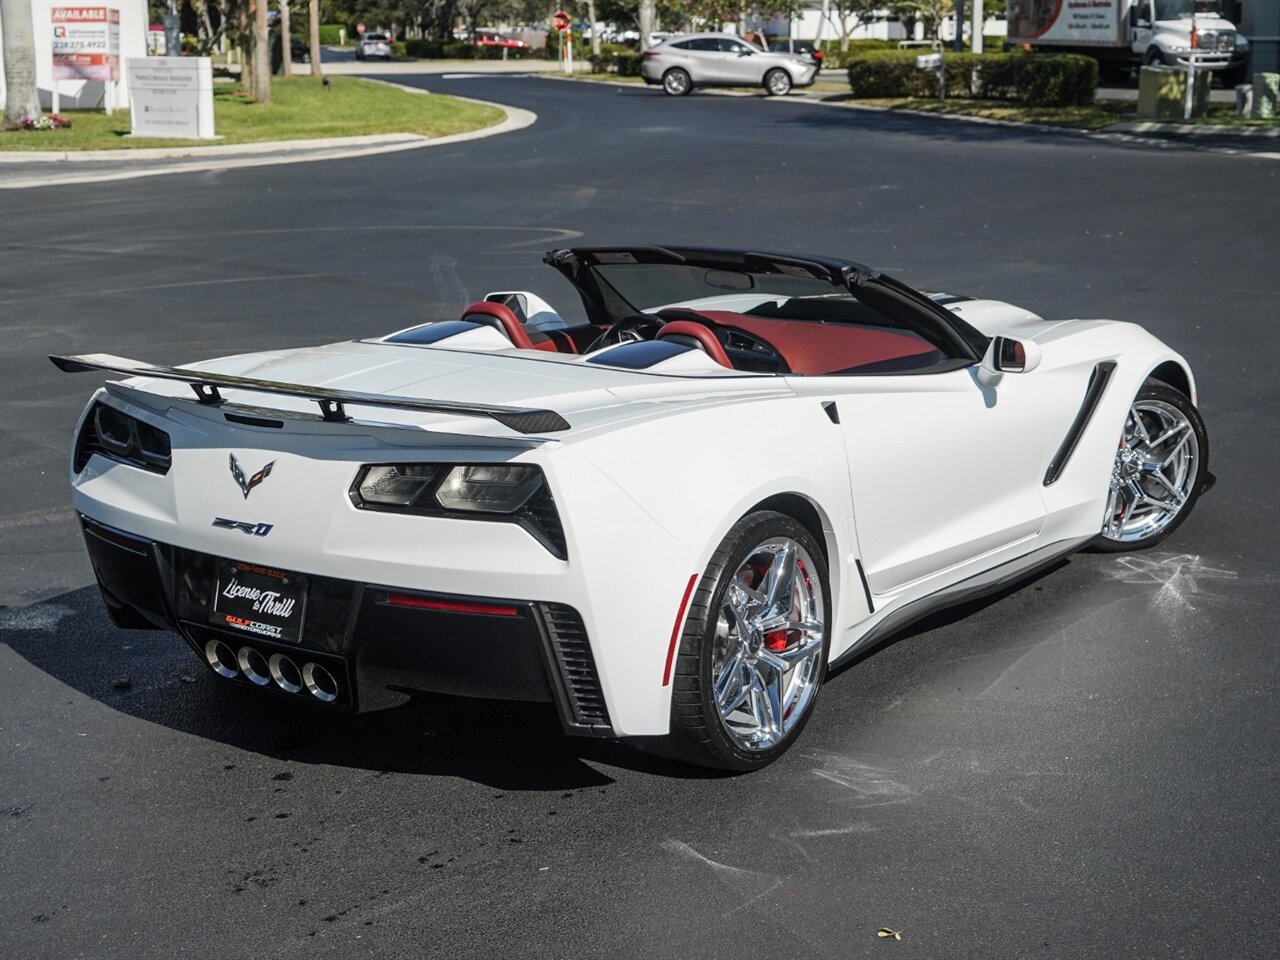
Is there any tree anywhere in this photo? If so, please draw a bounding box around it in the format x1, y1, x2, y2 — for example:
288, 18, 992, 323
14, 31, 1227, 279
896, 0, 955, 40
252, 0, 270, 102
637, 0, 654, 48
279, 0, 292, 76
309, 0, 322, 75
1, 0, 41, 123
822, 0, 883, 52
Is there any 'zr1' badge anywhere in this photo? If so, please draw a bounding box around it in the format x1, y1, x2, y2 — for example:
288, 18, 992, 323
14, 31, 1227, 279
212, 517, 273, 537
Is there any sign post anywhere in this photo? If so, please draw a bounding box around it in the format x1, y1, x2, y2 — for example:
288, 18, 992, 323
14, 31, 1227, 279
51, 6, 121, 114
553, 10, 571, 75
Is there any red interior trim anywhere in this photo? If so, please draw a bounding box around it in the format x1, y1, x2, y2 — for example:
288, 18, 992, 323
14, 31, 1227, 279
655, 320, 733, 368
662, 574, 700, 687
385, 594, 520, 617
461, 301, 534, 350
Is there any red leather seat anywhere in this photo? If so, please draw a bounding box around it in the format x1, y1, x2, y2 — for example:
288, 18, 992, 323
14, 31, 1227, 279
655, 320, 733, 368
460, 301, 538, 351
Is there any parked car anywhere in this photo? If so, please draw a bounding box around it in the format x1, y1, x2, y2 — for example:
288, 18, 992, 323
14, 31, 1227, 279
476, 30, 528, 49
290, 39, 311, 64
641, 33, 819, 96
52, 245, 1213, 771
354, 32, 391, 60
768, 41, 822, 71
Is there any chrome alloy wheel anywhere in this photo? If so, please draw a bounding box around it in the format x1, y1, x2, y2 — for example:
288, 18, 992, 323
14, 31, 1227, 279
663, 69, 690, 95
1103, 398, 1200, 542
710, 537, 825, 751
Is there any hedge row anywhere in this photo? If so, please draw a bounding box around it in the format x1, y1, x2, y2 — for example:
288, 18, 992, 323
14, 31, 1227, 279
847, 51, 1098, 106
589, 50, 643, 76
402, 39, 549, 59
318, 24, 344, 45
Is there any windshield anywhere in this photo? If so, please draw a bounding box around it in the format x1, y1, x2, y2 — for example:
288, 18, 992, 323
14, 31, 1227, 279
363, 33, 388, 42
1153, 1, 1223, 19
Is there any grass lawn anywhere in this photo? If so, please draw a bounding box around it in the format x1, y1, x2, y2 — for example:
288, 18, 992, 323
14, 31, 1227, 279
0, 76, 504, 152
837, 97, 1278, 130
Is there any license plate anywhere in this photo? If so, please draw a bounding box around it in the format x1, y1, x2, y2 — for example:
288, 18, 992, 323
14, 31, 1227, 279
211, 561, 307, 644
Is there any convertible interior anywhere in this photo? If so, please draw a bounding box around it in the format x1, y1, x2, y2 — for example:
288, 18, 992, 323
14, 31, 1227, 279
386, 297, 950, 377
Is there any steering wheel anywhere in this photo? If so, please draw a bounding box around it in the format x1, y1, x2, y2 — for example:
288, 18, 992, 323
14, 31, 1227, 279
583, 314, 665, 355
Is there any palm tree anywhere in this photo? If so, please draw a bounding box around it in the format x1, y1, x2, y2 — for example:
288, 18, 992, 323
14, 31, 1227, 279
2, 0, 42, 123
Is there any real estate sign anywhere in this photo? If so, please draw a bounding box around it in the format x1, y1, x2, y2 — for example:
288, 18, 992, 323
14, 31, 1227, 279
51, 6, 120, 82
125, 57, 216, 139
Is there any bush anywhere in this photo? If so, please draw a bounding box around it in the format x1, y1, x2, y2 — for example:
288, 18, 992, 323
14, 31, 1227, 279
589, 49, 642, 76
318, 24, 344, 46
847, 51, 1097, 106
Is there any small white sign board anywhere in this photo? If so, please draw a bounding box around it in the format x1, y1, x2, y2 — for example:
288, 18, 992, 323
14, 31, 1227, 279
125, 56, 215, 139
915, 53, 943, 70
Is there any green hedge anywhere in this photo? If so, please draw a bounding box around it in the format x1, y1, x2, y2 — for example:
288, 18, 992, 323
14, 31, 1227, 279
847, 51, 1097, 106
403, 38, 547, 60
589, 49, 643, 76
318, 24, 344, 45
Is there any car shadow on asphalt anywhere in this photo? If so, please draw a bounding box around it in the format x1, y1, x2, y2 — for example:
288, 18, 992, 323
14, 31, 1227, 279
0, 586, 721, 790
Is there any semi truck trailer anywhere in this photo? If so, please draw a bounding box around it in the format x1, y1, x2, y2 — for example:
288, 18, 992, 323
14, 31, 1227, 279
1007, 0, 1250, 85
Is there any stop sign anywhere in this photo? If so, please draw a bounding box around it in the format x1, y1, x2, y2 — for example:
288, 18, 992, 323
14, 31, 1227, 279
552, 11, 570, 32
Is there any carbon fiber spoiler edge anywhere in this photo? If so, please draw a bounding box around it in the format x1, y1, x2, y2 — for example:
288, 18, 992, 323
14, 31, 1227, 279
49, 353, 571, 435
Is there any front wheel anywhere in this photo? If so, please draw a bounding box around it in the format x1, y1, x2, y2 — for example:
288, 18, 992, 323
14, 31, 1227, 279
1143, 47, 1165, 68
655, 511, 830, 771
764, 68, 792, 96
1093, 380, 1209, 552
662, 68, 692, 96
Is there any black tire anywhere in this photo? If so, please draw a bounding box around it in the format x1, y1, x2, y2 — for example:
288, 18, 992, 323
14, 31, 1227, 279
662, 68, 692, 96
764, 68, 792, 96
649, 511, 831, 771
1091, 379, 1209, 553
1143, 47, 1164, 68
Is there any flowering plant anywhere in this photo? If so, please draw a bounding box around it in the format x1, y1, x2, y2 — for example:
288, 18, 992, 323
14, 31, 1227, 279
18, 113, 73, 131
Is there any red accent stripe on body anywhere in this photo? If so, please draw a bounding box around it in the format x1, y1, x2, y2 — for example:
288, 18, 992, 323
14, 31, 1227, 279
662, 574, 700, 687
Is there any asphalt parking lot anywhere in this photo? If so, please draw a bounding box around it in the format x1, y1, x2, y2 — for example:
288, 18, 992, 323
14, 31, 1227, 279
1, 76, 1277, 959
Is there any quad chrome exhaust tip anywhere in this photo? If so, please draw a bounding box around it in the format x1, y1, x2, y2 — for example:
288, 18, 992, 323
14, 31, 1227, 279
302, 662, 339, 703
236, 646, 272, 686
269, 653, 303, 695
204, 639, 239, 679
201, 637, 342, 704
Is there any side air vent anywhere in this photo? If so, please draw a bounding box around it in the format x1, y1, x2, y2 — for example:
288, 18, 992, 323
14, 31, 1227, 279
539, 603, 611, 733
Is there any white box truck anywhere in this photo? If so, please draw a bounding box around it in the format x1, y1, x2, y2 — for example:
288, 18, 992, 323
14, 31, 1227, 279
1007, 0, 1250, 86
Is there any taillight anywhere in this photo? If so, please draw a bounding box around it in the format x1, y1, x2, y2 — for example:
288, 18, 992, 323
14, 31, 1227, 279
75, 401, 171, 475
643, 50, 659, 57
350, 462, 567, 558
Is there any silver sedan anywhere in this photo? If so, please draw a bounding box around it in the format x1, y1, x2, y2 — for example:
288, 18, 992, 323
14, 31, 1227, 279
640, 33, 818, 97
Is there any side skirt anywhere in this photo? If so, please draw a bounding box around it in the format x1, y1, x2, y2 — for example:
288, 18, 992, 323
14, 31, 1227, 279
829, 535, 1094, 672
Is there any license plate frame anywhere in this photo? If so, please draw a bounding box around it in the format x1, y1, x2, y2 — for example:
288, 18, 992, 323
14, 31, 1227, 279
210, 560, 307, 644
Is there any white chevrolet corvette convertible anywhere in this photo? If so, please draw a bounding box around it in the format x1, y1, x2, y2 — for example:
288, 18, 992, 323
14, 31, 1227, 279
54, 246, 1212, 770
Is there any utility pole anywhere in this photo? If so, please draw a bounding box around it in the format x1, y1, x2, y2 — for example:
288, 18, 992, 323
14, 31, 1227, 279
954, 0, 965, 53
972, 0, 983, 54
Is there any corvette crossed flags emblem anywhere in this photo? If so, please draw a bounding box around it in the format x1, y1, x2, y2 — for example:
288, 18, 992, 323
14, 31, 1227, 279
229, 453, 275, 499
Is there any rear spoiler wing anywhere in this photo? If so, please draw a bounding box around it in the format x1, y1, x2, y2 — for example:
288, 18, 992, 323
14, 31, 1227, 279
49, 353, 571, 435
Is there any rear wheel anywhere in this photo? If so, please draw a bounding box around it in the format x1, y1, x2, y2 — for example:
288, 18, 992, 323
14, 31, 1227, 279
1093, 380, 1208, 552
656, 511, 830, 771
764, 68, 792, 96
662, 68, 692, 96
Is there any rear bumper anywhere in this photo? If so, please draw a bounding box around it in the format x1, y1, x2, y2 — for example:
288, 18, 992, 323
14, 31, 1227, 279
81, 513, 614, 736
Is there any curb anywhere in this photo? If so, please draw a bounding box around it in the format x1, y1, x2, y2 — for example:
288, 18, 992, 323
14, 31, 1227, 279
1101, 120, 1279, 137
0, 81, 535, 189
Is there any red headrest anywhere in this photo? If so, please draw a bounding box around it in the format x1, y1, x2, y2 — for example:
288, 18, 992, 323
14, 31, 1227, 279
460, 301, 533, 350
655, 320, 732, 368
